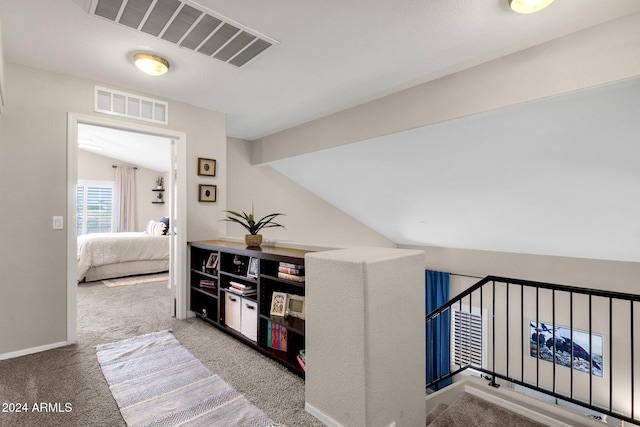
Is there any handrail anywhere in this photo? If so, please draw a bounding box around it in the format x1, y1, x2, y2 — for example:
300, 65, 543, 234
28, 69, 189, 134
426, 275, 640, 321
425, 275, 640, 426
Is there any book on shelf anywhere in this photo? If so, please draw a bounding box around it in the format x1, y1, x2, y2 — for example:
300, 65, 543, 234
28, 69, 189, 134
279, 262, 304, 270
229, 281, 252, 289
277, 272, 305, 282
267, 320, 288, 351
278, 265, 305, 275
296, 354, 306, 372
227, 280, 256, 294
199, 279, 217, 289
227, 287, 256, 296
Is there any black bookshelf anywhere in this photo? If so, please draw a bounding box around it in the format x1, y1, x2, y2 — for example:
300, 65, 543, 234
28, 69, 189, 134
188, 240, 309, 377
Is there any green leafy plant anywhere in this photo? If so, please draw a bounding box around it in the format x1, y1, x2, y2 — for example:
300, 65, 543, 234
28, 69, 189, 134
156, 176, 164, 187
222, 205, 285, 235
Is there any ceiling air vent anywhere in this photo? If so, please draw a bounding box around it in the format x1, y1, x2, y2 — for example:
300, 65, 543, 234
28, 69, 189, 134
89, 0, 276, 67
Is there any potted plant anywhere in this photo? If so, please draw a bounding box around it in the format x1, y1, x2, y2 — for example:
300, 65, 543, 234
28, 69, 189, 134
222, 205, 285, 247
156, 176, 164, 189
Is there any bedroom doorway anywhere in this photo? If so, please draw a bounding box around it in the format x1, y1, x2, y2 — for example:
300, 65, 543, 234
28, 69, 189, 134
66, 113, 188, 344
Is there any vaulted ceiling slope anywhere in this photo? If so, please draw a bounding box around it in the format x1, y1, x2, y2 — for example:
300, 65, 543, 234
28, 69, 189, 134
269, 76, 640, 263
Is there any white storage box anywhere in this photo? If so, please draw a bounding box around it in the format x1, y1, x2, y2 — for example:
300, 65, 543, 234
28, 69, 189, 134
225, 292, 241, 332
241, 298, 258, 342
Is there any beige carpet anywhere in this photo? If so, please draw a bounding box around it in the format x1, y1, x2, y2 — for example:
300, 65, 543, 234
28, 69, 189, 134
102, 272, 169, 287
426, 392, 549, 427
0, 279, 324, 427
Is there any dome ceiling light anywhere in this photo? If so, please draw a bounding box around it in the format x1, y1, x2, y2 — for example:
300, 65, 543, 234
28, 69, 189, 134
133, 53, 170, 76
509, 0, 555, 14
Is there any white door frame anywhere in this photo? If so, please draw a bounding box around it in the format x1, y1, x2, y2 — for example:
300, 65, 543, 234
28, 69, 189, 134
66, 113, 188, 344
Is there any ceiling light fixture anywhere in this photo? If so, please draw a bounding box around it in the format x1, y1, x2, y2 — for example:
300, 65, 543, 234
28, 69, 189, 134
509, 0, 554, 14
133, 53, 170, 76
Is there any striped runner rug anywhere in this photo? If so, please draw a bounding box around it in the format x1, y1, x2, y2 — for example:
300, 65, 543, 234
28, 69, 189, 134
96, 330, 279, 426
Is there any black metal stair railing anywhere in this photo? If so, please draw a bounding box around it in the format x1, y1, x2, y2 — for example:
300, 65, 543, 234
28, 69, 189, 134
426, 275, 640, 425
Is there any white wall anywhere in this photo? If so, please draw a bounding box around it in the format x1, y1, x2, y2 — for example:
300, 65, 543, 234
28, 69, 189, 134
305, 248, 426, 427
226, 137, 394, 249
0, 18, 5, 110
77, 149, 170, 232
401, 244, 640, 295
0, 62, 226, 356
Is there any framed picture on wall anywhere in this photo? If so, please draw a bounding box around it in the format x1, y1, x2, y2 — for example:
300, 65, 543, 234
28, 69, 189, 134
198, 158, 216, 176
198, 184, 217, 202
529, 320, 603, 377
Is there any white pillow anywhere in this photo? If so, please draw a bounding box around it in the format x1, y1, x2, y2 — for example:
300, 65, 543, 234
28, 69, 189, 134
146, 220, 166, 235
153, 222, 167, 235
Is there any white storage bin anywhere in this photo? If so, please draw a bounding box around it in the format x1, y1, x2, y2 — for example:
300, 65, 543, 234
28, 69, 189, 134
241, 298, 258, 342
225, 292, 241, 332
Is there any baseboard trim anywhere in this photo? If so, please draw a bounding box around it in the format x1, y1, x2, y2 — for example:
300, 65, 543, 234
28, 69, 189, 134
305, 402, 344, 427
0, 341, 68, 361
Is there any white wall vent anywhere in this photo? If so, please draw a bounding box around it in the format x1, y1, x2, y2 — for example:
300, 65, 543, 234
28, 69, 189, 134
94, 86, 168, 124
89, 0, 277, 68
451, 306, 487, 369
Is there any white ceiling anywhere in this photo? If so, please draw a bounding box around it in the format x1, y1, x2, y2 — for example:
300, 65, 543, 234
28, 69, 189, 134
2, 0, 640, 140
78, 124, 172, 172
2, 1, 640, 262
270, 77, 640, 262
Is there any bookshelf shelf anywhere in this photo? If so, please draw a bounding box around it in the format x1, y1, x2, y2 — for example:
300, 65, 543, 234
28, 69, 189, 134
259, 313, 305, 336
192, 286, 218, 299
188, 240, 310, 377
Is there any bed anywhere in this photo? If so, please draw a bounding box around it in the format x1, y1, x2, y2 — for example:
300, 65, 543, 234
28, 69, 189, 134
77, 231, 170, 282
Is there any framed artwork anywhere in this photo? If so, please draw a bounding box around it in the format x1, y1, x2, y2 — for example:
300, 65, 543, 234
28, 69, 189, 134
270, 292, 287, 317
530, 320, 603, 377
205, 253, 218, 271
198, 184, 217, 202
286, 294, 305, 320
198, 158, 216, 176
247, 257, 259, 279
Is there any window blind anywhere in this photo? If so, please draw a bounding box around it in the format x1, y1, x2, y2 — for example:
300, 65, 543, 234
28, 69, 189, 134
77, 183, 113, 235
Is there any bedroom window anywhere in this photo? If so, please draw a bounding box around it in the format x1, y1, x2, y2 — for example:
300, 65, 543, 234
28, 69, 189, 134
77, 181, 114, 235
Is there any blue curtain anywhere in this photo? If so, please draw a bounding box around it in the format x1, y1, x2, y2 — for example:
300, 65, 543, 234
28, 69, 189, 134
425, 270, 451, 390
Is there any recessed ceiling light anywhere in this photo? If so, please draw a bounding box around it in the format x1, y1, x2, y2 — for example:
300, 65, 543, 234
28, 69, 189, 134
509, 0, 554, 14
133, 53, 170, 76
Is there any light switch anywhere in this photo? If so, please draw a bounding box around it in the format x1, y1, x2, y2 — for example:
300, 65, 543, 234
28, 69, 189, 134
53, 216, 64, 230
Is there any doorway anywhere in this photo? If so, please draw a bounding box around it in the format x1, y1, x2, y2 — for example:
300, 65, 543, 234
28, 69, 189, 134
66, 113, 188, 344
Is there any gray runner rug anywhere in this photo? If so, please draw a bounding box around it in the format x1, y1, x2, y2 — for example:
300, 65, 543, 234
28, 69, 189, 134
96, 330, 279, 426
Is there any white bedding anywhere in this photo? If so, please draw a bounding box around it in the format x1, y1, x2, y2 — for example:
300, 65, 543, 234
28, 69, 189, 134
77, 232, 169, 282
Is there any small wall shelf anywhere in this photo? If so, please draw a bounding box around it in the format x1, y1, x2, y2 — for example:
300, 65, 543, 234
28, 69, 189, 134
153, 188, 164, 204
